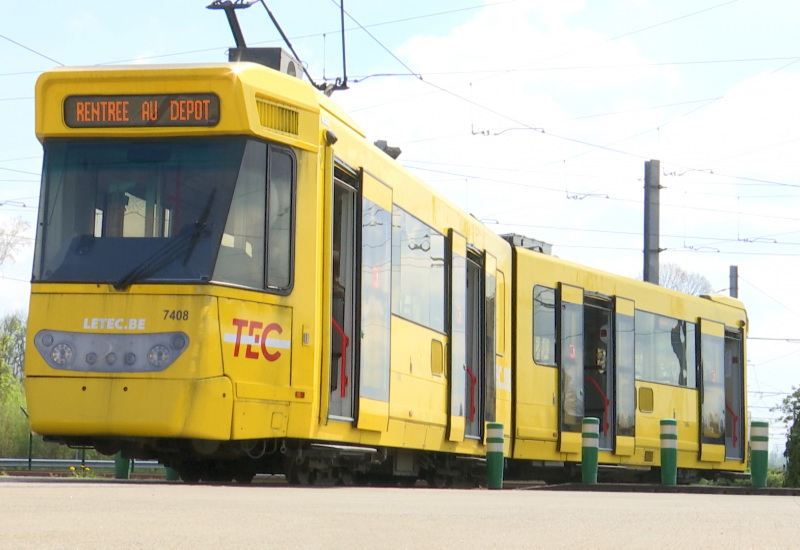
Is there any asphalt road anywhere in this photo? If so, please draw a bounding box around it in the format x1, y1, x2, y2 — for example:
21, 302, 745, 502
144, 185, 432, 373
2, 478, 798, 549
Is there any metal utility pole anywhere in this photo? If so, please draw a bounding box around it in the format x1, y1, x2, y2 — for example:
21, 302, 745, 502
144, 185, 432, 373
730, 265, 739, 298
643, 159, 661, 285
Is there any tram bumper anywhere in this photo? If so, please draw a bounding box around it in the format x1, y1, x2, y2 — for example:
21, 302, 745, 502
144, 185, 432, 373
24, 375, 233, 440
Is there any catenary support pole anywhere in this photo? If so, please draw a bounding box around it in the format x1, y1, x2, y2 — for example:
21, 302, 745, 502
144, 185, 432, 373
644, 159, 661, 285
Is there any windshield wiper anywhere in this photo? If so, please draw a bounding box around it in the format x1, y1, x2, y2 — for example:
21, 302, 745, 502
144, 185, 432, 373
113, 190, 216, 290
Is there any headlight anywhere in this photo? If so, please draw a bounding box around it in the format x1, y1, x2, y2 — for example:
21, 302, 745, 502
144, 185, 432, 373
50, 343, 74, 366
148, 345, 171, 369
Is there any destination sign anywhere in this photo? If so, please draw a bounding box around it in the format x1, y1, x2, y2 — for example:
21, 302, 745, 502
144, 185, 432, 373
64, 94, 220, 128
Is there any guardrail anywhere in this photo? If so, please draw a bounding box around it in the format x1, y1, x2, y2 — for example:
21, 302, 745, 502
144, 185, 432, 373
0, 458, 164, 470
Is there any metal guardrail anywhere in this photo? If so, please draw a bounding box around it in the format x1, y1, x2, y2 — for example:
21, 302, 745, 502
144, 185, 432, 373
0, 458, 164, 470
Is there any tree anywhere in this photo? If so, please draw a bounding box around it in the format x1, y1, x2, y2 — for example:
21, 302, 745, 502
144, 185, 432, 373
771, 387, 800, 487
0, 217, 30, 272
0, 313, 27, 458
0, 360, 18, 406
658, 262, 714, 296
0, 313, 25, 404
0, 313, 26, 379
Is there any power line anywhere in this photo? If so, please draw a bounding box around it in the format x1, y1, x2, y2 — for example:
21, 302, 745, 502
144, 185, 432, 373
0, 167, 39, 177
349, 56, 800, 79
604, 0, 740, 43
94, 1, 519, 66
739, 276, 800, 321
406, 163, 800, 224
330, 0, 420, 82
333, 1, 800, 194
0, 33, 63, 66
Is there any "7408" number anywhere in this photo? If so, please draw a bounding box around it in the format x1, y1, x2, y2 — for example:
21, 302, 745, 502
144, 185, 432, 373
164, 310, 189, 321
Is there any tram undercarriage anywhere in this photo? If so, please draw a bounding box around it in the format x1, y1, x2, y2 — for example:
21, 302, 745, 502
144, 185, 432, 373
48, 435, 489, 487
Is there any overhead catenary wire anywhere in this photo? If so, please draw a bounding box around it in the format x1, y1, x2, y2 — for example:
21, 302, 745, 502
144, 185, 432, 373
2, 3, 799, 254
0, 32, 63, 66
1, 0, 794, 197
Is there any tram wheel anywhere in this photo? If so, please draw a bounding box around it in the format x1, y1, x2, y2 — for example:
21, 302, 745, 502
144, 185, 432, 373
286, 459, 316, 486
177, 462, 202, 484
233, 471, 256, 484
425, 473, 451, 488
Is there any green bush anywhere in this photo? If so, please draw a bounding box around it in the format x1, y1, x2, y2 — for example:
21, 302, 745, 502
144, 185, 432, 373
0, 381, 103, 460
767, 467, 784, 488
0, 382, 27, 457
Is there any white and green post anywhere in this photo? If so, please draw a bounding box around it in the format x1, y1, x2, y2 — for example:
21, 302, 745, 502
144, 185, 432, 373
487, 422, 504, 490
581, 417, 599, 484
750, 420, 769, 488
660, 418, 678, 485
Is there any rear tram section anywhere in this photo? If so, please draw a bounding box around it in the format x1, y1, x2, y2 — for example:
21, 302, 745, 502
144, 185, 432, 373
24, 53, 747, 485
510, 245, 747, 482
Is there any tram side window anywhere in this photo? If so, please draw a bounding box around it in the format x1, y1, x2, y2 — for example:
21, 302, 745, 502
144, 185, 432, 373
634, 310, 697, 387
360, 198, 392, 401
214, 142, 295, 291
391, 207, 445, 332
532, 285, 556, 366
266, 149, 293, 289
214, 141, 266, 288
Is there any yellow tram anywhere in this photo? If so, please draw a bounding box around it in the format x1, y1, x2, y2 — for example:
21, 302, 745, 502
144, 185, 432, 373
24, 49, 747, 484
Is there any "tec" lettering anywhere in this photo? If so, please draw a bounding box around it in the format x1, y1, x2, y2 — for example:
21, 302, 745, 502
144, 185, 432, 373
231, 318, 283, 362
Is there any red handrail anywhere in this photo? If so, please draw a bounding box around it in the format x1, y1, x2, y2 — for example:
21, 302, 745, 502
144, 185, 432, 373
331, 318, 349, 398
465, 366, 477, 422
584, 377, 610, 436
725, 402, 739, 448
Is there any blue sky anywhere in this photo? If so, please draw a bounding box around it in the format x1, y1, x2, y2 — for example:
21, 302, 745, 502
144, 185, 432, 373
2, 0, 800, 450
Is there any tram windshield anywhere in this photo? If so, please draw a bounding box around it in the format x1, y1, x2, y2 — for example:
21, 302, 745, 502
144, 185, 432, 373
33, 137, 294, 290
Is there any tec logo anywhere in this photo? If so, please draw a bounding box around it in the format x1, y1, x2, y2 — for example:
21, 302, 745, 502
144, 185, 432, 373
224, 318, 290, 362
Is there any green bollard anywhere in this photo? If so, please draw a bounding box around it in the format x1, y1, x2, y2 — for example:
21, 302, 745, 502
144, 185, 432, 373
165, 467, 181, 482
486, 422, 504, 489
114, 452, 131, 480
750, 420, 769, 488
660, 419, 678, 485
581, 417, 599, 484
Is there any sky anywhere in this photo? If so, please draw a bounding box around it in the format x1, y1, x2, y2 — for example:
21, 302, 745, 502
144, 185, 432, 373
2, 0, 800, 454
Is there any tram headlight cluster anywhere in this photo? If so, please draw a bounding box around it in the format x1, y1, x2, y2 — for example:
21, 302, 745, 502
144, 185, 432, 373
35, 330, 190, 373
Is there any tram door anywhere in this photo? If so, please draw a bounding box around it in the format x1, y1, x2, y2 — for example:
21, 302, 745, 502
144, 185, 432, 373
329, 165, 359, 422
583, 297, 614, 451
614, 297, 636, 456
464, 251, 485, 439
699, 319, 726, 462
447, 231, 467, 441
557, 283, 584, 454
724, 329, 745, 461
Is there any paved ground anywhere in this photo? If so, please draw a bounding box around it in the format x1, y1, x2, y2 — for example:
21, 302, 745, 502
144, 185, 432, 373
2, 478, 798, 549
